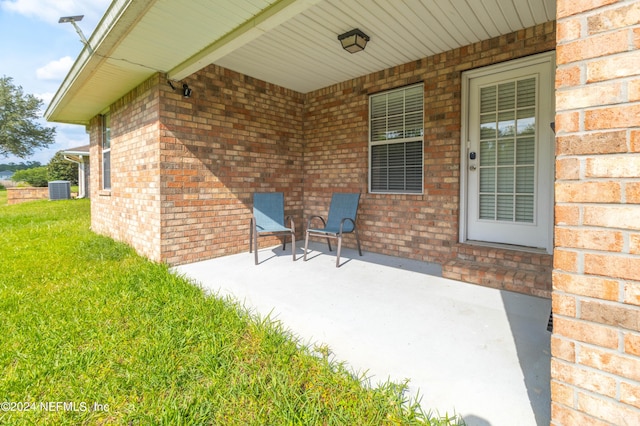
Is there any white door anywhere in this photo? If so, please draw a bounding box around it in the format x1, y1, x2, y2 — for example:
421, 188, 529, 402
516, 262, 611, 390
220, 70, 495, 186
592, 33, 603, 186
462, 53, 555, 253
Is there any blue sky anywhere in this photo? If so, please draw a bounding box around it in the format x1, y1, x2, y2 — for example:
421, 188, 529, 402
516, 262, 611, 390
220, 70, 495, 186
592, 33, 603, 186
0, 0, 111, 165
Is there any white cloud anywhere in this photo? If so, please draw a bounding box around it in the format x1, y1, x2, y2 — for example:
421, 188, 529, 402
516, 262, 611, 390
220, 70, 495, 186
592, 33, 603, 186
36, 56, 73, 80
35, 91, 55, 104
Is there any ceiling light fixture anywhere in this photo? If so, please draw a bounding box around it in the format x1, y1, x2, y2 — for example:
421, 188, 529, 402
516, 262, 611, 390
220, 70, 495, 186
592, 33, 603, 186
337, 28, 370, 53
58, 15, 94, 54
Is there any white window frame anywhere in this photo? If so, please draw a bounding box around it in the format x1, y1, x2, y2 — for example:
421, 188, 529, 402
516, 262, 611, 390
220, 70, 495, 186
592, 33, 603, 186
102, 113, 111, 190
369, 83, 424, 194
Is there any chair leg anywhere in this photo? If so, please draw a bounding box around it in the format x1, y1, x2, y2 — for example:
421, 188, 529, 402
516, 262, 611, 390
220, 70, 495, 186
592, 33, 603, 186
254, 227, 259, 265
327, 237, 332, 252
335, 235, 342, 267
249, 219, 254, 253
354, 228, 362, 256
303, 231, 309, 261
291, 233, 296, 261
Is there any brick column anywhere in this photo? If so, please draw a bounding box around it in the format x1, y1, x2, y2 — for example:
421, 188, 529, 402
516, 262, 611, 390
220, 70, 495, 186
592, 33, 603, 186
553, 0, 640, 424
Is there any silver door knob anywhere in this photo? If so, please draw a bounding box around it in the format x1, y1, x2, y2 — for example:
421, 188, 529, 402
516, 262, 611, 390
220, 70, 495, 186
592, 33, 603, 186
469, 165, 477, 171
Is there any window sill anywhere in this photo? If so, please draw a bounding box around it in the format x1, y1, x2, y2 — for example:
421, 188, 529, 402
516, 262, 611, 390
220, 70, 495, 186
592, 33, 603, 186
98, 189, 111, 197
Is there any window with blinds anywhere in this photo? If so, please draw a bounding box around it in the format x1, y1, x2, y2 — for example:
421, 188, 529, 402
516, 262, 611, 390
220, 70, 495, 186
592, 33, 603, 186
369, 84, 424, 193
478, 77, 536, 223
102, 113, 111, 190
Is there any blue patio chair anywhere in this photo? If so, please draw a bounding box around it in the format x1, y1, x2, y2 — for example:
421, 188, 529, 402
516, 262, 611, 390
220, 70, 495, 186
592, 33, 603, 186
250, 192, 296, 265
304, 193, 362, 267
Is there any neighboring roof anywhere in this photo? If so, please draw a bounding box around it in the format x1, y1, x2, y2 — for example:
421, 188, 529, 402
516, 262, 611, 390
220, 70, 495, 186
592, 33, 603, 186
62, 145, 91, 156
45, 0, 556, 126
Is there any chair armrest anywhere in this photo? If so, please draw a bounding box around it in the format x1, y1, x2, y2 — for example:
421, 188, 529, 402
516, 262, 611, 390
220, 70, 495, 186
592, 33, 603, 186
285, 215, 296, 233
306, 215, 326, 230
339, 217, 356, 235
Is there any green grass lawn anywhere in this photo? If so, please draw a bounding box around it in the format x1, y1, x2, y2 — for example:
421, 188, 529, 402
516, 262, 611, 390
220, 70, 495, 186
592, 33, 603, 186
0, 198, 463, 425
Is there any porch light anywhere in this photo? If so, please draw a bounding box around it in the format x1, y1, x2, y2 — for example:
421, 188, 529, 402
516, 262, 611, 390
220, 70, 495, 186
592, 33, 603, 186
182, 84, 192, 98
338, 28, 369, 53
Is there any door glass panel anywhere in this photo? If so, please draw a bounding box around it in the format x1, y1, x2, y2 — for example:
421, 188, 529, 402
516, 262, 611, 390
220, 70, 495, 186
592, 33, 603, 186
478, 77, 537, 223
498, 139, 515, 165
516, 166, 535, 193
480, 141, 496, 166
480, 168, 496, 192
516, 195, 534, 222
480, 114, 497, 139
497, 168, 514, 193
479, 194, 495, 220
497, 195, 514, 220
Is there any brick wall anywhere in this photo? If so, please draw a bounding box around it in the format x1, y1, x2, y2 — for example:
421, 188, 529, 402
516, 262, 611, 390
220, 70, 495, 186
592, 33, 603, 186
304, 22, 556, 271
158, 66, 305, 265
6, 187, 49, 204
90, 77, 163, 262
553, 0, 640, 423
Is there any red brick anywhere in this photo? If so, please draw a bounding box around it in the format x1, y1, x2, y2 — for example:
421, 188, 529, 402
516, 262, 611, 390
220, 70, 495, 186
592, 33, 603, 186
551, 380, 574, 406
631, 78, 640, 102
625, 282, 640, 307
556, 157, 581, 180
585, 253, 640, 281
552, 335, 576, 362
557, 30, 629, 64
631, 233, 640, 254
579, 346, 640, 382
581, 300, 640, 331
577, 391, 640, 425
552, 402, 611, 426
555, 111, 580, 132
554, 248, 579, 272
552, 358, 617, 397
555, 317, 618, 349
625, 333, 640, 356
555, 131, 627, 155
553, 271, 620, 300
556, 65, 582, 88
557, 0, 619, 19
587, 51, 640, 83
583, 205, 640, 231
555, 204, 581, 226
587, 2, 640, 35
555, 181, 621, 203
586, 156, 640, 178
557, 18, 582, 43
556, 227, 624, 252
621, 381, 640, 409
556, 82, 623, 110
553, 292, 577, 317
586, 104, 640, 130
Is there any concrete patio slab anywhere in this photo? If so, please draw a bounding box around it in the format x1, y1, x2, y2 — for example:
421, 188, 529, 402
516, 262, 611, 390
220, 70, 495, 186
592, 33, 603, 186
173, 241, 551, 426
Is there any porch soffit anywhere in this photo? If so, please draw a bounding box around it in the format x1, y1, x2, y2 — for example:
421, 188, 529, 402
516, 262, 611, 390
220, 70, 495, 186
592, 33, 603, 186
45, 0, 556, 126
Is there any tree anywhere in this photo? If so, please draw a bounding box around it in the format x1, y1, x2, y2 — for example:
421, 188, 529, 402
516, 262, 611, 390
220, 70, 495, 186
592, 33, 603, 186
48, 151, 78, 185
0, 76, 56, 158
12, 167, 49, 187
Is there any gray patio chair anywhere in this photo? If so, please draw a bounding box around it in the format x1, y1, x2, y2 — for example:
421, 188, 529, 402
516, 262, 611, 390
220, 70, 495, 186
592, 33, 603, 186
250, 192, 296, 265
304, 192, 362, 267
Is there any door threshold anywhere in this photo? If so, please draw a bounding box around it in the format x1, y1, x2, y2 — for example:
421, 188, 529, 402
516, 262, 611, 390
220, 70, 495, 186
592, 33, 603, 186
463, 240, 550, 255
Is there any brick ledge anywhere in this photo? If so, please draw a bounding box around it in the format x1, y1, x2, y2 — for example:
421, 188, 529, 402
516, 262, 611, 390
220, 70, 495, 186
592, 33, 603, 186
442, 258, 551, 299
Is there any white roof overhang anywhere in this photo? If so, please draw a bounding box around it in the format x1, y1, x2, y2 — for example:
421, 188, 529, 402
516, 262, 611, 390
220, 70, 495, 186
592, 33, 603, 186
45, 0, 555, 126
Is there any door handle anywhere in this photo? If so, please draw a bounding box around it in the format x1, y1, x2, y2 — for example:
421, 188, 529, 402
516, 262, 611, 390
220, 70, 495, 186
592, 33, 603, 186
469, 165, 477, 171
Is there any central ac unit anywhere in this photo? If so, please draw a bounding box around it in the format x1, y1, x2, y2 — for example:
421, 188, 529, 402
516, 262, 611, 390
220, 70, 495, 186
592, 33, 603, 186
49, 180, 71, 200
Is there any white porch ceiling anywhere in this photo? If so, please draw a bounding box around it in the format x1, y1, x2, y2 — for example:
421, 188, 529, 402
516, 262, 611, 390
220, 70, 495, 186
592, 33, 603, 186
46, 0, 556, 125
